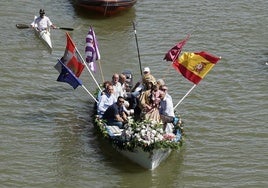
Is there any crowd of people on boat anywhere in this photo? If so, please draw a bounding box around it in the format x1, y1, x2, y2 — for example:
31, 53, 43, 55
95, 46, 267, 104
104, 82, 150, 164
96, 67, 179, 132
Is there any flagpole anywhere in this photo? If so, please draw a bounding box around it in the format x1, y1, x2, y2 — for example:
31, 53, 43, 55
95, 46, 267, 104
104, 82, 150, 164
81, 84, 98, 103
132, 21, 142, 76
75, 46, 102, 91
173, 84, 197, 110
98, 60, 105, 83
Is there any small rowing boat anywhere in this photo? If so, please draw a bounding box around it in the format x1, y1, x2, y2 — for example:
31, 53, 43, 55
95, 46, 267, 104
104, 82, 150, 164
33, 28, 52, 51
34, 28, 52, 50
74, 0, 137, 16
32, 16, 53, 51
16, 22, 73, 52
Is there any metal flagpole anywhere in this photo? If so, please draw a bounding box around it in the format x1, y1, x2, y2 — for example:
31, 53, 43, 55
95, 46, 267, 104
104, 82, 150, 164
81, 85, 98, 103
132, 21, 143, 76
98, 60, 105, 83
173, 84, 197, 110
75, 46, 102, 91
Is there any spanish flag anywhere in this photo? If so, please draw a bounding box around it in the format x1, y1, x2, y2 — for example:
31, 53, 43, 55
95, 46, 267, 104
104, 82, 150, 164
172, 51, 220, 84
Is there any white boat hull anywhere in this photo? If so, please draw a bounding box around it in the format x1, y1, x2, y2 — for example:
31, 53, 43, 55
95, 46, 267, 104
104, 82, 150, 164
34, 28, 52, 50
106, 125, 174, 169
117, 147, 172, 170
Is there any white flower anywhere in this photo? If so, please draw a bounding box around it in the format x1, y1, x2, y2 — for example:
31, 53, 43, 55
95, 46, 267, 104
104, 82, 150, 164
151, 129, 157, 135
154, 137, 160, 142
157, 134, 164, 140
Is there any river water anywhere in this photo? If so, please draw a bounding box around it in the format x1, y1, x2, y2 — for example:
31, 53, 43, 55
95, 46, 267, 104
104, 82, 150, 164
1, 0, 267, 187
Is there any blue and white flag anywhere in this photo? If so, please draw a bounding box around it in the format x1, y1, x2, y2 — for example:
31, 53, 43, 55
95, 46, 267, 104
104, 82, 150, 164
56, 59, 83, 89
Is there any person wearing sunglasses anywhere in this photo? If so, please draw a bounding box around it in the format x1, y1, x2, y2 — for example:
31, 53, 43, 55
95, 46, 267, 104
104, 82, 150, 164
31, 9, 56, 31
103, 96, 128, 128
159, 85, 179, 132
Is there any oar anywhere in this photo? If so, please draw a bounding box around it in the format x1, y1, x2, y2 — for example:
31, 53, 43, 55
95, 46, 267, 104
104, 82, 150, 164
56, 27, 74, 31
16, 24, 74, 31
16, 24, 30, 29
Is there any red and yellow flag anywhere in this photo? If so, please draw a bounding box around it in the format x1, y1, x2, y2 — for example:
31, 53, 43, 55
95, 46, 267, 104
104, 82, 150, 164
172, 51, 220, 84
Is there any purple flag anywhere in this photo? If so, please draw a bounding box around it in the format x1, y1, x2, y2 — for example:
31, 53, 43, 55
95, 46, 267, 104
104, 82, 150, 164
85, 26, 101, 72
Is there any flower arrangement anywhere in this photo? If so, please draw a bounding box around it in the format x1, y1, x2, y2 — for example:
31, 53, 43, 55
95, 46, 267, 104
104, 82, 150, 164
94, 116, 184, 152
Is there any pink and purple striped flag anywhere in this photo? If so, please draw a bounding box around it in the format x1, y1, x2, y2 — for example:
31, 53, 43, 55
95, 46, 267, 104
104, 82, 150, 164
85, 26, 100, 72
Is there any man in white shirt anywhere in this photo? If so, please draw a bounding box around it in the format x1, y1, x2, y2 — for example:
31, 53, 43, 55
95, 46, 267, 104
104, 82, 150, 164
31, 9, 56, 31
159, 85, 179, 132
111, 74, 124, 99
97, 85, 117, 117
159, 85, 174, 117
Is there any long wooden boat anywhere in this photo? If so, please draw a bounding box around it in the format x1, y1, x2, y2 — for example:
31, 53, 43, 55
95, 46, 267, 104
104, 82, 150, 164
74, 0, 137, 16
93, 71, 185, 170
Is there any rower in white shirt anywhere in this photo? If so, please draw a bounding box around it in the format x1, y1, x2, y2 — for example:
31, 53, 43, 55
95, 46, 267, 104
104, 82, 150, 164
31, 9, 56, 31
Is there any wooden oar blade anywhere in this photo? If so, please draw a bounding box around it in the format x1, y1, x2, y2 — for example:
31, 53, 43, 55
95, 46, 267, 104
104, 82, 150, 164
16, 24, 30, 29
58, 27, 74, 31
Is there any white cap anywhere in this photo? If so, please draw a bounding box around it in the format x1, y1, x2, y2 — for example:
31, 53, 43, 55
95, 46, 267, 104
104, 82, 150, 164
143, 67, 150, 72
